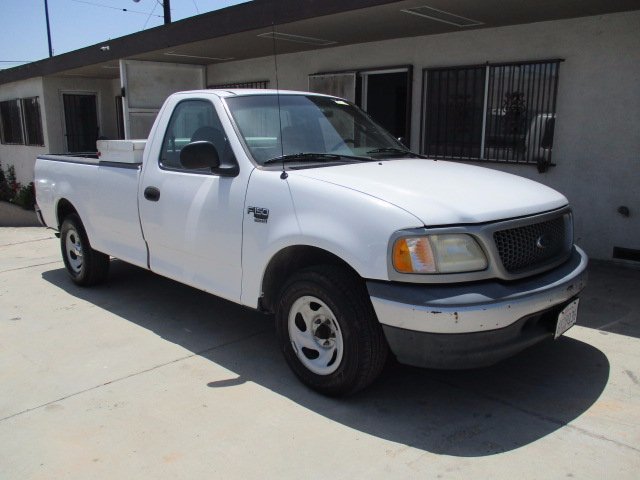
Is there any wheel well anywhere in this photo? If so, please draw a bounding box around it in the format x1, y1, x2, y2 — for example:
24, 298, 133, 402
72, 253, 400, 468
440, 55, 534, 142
260, 245, 361, 314
56, 199, 78, 229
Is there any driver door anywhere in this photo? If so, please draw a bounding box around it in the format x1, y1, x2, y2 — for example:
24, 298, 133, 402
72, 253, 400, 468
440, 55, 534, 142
138, 97, 246, 302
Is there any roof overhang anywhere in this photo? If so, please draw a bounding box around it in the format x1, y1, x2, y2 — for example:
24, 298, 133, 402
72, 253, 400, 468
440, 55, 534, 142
1, 0, 638, 84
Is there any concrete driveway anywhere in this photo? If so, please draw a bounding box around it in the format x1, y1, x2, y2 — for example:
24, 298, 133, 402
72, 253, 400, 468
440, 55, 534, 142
1, 227, 639, 479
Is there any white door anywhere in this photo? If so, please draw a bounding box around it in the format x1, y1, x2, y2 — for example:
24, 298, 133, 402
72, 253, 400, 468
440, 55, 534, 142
120, 60, 206, 139
138, 96, 247, 302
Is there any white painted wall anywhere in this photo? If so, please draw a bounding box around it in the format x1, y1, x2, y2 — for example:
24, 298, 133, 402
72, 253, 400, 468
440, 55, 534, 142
0, 77, 47, 185
206, 11, 640, 260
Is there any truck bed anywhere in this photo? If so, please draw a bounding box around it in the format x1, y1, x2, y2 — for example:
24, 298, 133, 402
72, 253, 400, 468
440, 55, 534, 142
35, 154, 148, 269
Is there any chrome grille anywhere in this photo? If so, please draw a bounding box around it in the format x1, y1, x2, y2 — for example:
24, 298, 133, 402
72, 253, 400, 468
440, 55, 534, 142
493, 216, 567, 273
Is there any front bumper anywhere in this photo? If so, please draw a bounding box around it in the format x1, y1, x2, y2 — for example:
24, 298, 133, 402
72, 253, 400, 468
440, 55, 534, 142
367, 246, 588, 369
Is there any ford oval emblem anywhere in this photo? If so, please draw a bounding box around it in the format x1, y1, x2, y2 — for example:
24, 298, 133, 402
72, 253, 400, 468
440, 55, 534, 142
536, 235, 549, 250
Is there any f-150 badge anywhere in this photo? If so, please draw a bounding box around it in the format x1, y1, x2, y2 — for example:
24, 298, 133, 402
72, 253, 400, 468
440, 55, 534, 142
247, 206, 269, 223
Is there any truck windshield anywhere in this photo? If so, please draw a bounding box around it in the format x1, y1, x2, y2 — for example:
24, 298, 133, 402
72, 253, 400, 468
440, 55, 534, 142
224, 94, 410, 165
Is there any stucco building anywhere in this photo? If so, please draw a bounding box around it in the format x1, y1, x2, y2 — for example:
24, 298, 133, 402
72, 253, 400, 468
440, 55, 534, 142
0, 0, 638, 261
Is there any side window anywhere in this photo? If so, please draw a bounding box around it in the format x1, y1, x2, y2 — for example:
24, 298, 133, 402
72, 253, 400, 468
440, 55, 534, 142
160, 99, 233, 170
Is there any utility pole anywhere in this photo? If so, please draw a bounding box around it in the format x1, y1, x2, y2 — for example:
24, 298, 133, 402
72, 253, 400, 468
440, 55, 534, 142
163, 0, 171, 25
44, 0, 53, 57
134, 0, 170, 25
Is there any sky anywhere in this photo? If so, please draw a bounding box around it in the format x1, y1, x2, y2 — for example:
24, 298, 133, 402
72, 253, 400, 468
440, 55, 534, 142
0, 0, 250, 70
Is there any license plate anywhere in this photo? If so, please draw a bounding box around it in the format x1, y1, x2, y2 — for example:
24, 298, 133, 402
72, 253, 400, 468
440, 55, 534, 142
555, 299, 580, 339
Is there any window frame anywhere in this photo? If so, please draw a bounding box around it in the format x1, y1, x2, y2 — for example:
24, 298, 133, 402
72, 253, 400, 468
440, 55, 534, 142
158, 98, 232, 175
420, 59, 563, 167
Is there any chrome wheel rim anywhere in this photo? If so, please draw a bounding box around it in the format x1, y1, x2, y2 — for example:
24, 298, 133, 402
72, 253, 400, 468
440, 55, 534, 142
288, 295, 344, 375
64, 228, 83, 274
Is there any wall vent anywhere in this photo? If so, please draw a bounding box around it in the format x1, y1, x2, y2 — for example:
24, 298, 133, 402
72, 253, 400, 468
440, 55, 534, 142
401, 6, 483, 27
257, 32, 336, 46
164, 52, 233, 61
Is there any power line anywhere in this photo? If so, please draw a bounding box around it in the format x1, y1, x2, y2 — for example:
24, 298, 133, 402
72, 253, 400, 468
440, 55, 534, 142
142, 2, 160, 30
71, 0, 163, 17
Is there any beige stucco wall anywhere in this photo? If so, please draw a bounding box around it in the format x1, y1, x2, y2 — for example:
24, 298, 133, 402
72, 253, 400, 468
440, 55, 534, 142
0, 75, 119, 185
42, 76, 119, 154
206, 11, 640, 260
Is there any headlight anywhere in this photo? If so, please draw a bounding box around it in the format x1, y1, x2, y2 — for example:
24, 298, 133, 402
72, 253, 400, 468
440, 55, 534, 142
392, 234, 487, 274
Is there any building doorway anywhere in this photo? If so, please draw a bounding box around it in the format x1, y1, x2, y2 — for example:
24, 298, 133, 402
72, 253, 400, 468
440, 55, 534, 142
62, 93, 99, 152
309, 67, 412, 146
360, 68, 411, 143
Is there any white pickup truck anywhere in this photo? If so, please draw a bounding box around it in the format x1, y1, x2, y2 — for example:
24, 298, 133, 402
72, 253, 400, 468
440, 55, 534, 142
35, 89, 588, 395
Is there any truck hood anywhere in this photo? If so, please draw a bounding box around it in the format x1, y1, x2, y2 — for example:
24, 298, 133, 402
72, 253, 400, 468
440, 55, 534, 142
292, 159, 568, 226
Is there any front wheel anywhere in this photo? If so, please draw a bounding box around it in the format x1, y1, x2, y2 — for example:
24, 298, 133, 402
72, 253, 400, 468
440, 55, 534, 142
60, 213, 110, 286
275, 265, 388, 396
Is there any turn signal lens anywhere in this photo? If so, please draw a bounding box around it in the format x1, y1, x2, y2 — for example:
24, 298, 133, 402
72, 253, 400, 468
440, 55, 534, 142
392, 237, 436, 273
392, 234, 487, 274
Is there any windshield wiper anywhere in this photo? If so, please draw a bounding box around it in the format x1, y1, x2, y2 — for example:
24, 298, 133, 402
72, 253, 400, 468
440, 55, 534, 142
366, 147, 427, 159
263, 153, 372, 165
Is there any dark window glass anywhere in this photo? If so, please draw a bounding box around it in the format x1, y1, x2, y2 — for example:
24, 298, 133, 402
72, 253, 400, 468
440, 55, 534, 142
63, 94, 98, 152
22, 97, 44, 146
0, 99, 24, 145
364, 72, 408, 139
423, 60, 561, 165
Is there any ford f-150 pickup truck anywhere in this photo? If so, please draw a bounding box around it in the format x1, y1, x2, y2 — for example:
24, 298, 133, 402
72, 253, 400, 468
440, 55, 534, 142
35, 89, 588, 396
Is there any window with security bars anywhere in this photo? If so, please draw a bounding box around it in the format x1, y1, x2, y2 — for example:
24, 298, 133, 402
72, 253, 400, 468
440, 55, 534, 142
208, 80, 269, 89
21, 97, 44, 146
0, 99, 24, 145
422, 60, 561, 167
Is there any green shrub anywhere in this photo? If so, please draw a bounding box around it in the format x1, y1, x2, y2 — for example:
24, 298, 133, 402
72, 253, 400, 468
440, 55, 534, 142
14, 182, 36, 210
6, 165, 21, 198
0, 162, 11, 202
0, 162, 33, 209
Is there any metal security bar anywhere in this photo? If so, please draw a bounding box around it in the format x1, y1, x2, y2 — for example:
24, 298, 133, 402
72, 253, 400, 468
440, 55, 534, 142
423, 65, 485, 159
423, 60, 561, 167
208, 80, 269, 89
21, 97, 44, 146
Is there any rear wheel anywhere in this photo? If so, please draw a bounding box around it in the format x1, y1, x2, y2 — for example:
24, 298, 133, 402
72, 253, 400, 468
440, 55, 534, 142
275, 265, 388, 396
60, 213, 110, 286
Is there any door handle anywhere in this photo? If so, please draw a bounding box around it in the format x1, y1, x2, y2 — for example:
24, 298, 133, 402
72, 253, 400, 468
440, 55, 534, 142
144, 186, 160, 202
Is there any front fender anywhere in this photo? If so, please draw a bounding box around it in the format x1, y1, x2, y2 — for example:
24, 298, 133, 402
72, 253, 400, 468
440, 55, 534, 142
240, 169, 421, 307
288, 174, 422, 277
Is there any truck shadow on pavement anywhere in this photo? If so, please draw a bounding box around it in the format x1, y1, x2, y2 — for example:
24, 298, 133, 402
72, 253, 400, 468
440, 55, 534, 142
42, 260, 610, 457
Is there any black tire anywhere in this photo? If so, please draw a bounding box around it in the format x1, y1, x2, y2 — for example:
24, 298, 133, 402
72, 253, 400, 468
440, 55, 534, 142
275, 265, 388, 396
60, 213, 110, 286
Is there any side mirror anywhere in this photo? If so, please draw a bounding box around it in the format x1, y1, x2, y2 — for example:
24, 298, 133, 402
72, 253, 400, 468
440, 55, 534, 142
180, 141, 220, 170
